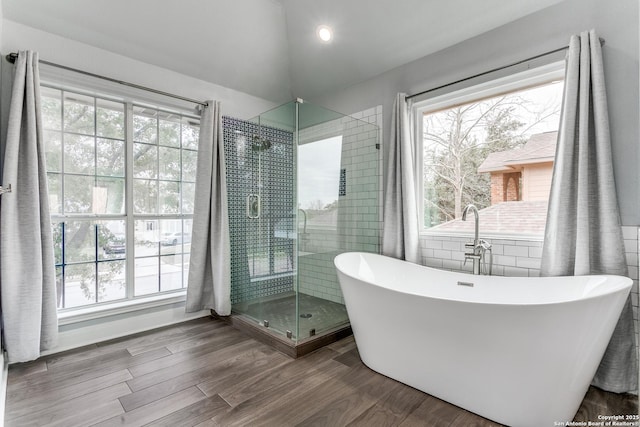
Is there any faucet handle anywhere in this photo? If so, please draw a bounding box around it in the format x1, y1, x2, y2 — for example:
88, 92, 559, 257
464, 242, 476, 255
463, 254, 480, 268
478, 239, 492, 250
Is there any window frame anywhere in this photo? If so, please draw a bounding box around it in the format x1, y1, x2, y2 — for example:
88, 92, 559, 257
41, 82, 201, 315
412, 61, 565, 240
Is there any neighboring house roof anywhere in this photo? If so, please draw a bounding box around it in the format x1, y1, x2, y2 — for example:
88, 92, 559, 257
478, 131, 557, 173
429, 200, 548, 236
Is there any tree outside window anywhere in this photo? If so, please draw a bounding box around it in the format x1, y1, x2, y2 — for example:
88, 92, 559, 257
422, 80, 564, 235
41, 87, 199, 309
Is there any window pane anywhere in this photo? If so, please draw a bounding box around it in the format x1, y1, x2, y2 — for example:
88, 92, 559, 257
44, 131, 62, 172
97, 99, 125, 139
183, 219, 193, 254
159, 117, 180, 147
183, 253, 190, 289
134, 143, 158, 179
135, 220, 159, 257
182, 182, 195, 214
159, 146, 180, 180
133, 179, 158, 214
98, 261, 126, 302
133, 107, 157, 144
64, 93, 95, 135
161, 255, 182, 291
95, 177, 125, 214
160, 219, 183, 254
97, 139, 125, 177
98, 220, 126, 260
64, 134, 95, 174
52, 222, 63, 265
65, 221, 96, 263
159, 181, 179, 214
135, 256, 159, 296
64, 263, 97, 308
48, 173, 62, 214
64, 175, 94, 213
181, 149, 197, 182
55, 267, 63, 309
181, 118, 199, 150
41, 87, 62, 130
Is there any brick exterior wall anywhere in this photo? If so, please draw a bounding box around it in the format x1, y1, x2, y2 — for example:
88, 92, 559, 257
504, 172, 520, 202
490, 171, 521, 204
490, 173, 503, 204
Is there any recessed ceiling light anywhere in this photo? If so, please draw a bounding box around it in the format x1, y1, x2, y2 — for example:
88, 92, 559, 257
317, 25, 333, 43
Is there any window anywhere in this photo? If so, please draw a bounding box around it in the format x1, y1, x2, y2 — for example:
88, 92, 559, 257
415, 63, 565, 238
297, 135, 343, 230
42, 86, 199, 310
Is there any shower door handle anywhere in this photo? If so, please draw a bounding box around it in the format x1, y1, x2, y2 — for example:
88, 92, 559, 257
246, 194, 261, 219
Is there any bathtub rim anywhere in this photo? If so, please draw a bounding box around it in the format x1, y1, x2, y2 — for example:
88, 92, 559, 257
334, 251, 632, 307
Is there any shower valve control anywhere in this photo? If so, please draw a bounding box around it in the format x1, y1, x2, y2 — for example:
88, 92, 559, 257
247, 194, 261, 219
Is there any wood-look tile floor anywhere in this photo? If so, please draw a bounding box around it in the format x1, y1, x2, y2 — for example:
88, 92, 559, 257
5, 317, 638, 426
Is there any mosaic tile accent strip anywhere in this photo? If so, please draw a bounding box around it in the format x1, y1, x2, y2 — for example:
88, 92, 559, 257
339, 168, 347, 196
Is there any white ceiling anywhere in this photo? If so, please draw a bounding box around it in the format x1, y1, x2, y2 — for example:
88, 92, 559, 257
2, 0, 562, 103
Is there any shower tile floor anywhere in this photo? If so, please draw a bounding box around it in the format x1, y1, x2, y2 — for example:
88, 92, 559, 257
234, 292, 349, 339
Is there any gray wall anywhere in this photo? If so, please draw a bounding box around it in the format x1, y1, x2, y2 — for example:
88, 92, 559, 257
311, 0, 640, 225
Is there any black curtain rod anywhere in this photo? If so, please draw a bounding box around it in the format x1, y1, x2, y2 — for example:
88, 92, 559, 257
406, 38, 605, 101
5, 52, 209, 108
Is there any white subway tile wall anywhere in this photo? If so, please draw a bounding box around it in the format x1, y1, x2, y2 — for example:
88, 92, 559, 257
420, 226, 640, 366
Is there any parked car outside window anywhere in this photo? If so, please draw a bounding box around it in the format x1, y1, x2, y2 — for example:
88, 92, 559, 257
103, 234, 126, 254
161, 232, 191, 246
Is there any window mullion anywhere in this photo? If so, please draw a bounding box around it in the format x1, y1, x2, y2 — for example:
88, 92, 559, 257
125, 102, 135, 299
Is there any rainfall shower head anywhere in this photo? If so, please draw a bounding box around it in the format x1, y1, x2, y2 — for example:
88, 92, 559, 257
251, 135, 272, 152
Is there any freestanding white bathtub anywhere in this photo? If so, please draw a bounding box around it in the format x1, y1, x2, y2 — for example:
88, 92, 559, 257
334, 252, 632, 427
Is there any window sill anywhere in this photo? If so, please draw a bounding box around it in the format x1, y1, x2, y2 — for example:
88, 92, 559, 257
58, 291, 187, 326
420, 229, 544, 243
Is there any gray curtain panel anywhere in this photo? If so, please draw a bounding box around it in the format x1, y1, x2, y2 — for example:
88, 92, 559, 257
186, 101, 231, 315
0, 51, 58, 362
541, 30, 637, 393
382, 93, 420, 263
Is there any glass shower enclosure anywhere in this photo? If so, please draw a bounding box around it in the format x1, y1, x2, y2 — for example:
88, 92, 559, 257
223, 99, 379, 352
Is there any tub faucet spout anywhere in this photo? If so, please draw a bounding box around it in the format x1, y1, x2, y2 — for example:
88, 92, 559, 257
462, 204, 483, 275
462, 204, 479, 247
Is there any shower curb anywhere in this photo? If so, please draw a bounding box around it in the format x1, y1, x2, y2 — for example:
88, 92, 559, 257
211, 310, 352, 358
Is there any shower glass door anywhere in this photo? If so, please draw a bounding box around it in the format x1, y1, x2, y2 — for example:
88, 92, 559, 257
225, 99, 380, 344
250, 102, 297, 339
224, 101, 298, 339
295, 102, 379, 339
